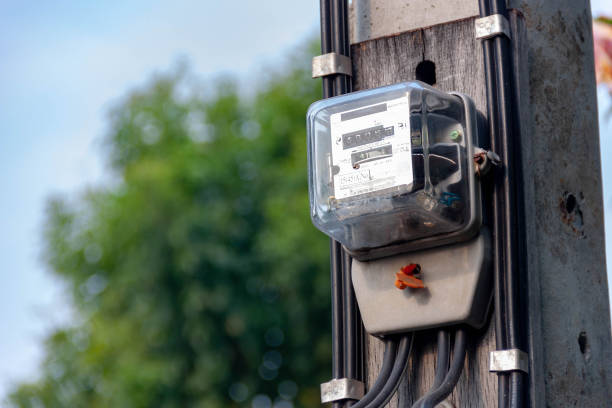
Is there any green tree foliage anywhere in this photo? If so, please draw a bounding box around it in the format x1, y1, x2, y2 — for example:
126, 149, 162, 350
9, 46, 332, 407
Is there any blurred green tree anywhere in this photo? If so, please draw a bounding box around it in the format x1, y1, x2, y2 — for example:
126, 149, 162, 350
9, 44, 331, 408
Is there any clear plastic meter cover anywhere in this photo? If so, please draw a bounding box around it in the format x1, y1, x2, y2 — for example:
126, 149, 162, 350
307, 81, 480, 256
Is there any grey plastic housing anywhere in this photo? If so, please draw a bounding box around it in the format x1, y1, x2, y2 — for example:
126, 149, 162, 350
352, 228, 492, 335
306, 82, 482, 261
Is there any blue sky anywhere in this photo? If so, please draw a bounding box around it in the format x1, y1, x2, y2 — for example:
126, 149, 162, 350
0, 0, 611, 402
0, 0, 319, 399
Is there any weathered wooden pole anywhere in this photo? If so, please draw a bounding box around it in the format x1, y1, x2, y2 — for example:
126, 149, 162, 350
348, 0, 612, 406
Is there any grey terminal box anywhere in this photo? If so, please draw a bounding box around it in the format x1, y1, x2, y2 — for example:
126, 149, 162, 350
352, 229, 492, 335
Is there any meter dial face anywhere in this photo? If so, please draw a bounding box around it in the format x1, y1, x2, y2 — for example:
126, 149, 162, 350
329, 97, 413, 200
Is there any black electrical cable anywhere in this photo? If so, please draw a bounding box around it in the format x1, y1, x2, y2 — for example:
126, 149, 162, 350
419, 329, 468, 408
477, 0, 526, 406
330, 0, 349, 95
490, 3, 525, 404
319, 0, 333, 99
489, 0, 518, 353
433, 330, 451, 389
341, 0, 350, 95
410, 329, 452, 408
321, 5, 345, 408
495, 52, 524, 408
476, 2, 510, 408
356, 306, 365, 383
348, 338, 399, 408
330, 1, 367, 406
330, 1, 357, 404
362, 335, 412, 408
330, 240, 345, 408
320, 5, 345, 405
321, 2, 363, 408
342, 251, 357, 407
352, 334, 414, 408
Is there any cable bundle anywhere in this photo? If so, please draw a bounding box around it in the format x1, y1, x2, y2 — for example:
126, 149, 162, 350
477, 0, 526, 407
319, 2, 364, 407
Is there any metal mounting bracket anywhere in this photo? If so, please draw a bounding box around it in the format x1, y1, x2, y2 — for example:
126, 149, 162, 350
312, 52, 352, 79
473, 147, 502, 177
475, 14, 511, 40
489, 349, 529, 373
320, 378, 364, 403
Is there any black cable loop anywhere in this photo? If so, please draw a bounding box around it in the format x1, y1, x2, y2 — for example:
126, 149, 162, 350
348, 338, 398, 408
419, 329, 468, 408
352, 334, 414, 408
432, 330, 451, 389
410, 329, 453, 408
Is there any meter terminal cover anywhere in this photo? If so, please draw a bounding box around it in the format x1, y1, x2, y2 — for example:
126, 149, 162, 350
352, 228, 493, 335
307, 81, 482, 261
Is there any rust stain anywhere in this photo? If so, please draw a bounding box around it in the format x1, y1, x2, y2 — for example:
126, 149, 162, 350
559, 191, 585, 238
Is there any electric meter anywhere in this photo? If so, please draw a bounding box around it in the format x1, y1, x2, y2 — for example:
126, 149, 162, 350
307, 81, 482, 260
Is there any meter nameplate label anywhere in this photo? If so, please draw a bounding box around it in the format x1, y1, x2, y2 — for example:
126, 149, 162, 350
330, 97, 413, 200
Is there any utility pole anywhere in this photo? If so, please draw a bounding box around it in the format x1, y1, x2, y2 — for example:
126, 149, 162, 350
348, 0, 612, 406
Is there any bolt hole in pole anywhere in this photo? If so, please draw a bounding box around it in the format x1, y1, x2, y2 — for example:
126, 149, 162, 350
565, 192, 577, 213
415, 60, 437, 85
578, 331, 588, 354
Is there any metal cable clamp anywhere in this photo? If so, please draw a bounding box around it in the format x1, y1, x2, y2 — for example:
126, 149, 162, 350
489, 349, 529, 373
320, 378, 364, 403
312, 52, 352, 78
475, 14, 511, 40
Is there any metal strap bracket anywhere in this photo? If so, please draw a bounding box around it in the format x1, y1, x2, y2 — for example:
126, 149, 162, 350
312, 52, 352, 79
320, 378, 364, 403
475, 14, 511, 40
489, 349, 529, 373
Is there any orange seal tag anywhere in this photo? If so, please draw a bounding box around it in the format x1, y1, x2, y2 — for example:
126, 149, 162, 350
395, 264, 425, 289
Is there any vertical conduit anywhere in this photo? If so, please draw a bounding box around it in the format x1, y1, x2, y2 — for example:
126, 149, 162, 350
319, 1, 364, 407
477, 0, 527, 406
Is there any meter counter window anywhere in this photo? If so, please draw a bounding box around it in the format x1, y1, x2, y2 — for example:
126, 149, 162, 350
329, 96, 413, 201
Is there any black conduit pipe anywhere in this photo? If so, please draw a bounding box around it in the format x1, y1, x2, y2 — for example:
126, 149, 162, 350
320, 0, 334, 99
320, 7, 344, 408
349, 339, 399, 408
320, 2, 362, 408
419, 329, 468, 408
330, 240, 345, 408
477, 0, 526, 406
330, 0, 349, 95
352, 334, 414, 408
342, 251, 357, 407
432, 330, 451, 389
411, 329, 453, 408
476, 1, 510, 407
490, 2, 525, 405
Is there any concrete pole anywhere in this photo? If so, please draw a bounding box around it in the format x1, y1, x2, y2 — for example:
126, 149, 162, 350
349, 0, 612, 406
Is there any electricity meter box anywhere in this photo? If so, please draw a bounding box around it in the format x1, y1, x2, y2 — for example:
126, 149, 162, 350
307, 82, 482, 260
